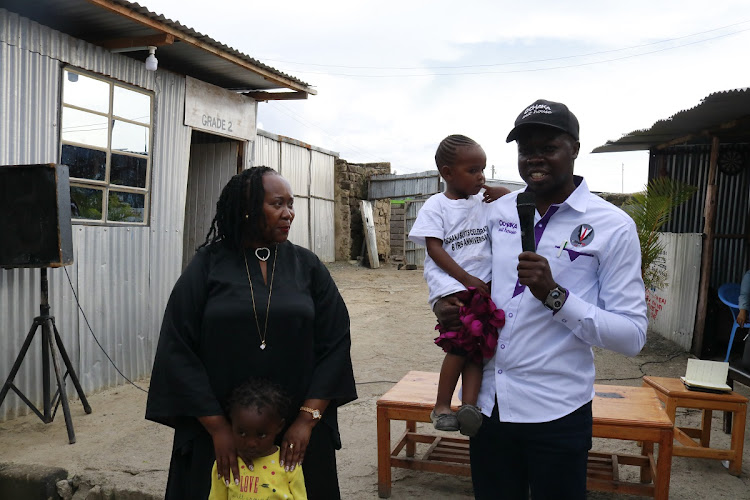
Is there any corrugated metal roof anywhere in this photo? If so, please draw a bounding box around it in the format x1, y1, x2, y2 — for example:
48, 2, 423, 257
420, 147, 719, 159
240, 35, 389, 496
369, 171, 440, 200
1, 0, 314, 94
593, 88, 750, 153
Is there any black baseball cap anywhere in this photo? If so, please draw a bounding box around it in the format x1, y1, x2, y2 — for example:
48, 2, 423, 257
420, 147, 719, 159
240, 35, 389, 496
506, 99, 579, 143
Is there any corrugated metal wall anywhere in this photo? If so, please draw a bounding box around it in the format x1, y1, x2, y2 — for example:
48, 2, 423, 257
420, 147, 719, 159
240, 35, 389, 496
310, 151, 335, 262
653, 144, 749, 287
253, 131, 336, 262
0, 9, 191, 419
646, 233, 703, 351
254, 133, 281, 170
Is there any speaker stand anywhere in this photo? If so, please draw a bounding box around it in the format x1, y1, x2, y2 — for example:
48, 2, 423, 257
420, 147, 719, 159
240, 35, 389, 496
0, 268, 92, 443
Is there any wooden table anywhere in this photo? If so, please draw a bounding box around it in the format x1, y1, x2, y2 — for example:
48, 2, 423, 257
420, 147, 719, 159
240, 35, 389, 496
588, 384, 674, 499
376, 371, 465, 498
377, 371, 674, 499
643, 375, 748, 476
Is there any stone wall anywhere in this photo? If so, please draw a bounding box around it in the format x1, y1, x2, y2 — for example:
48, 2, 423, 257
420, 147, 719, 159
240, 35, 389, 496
334, 159, 391, 262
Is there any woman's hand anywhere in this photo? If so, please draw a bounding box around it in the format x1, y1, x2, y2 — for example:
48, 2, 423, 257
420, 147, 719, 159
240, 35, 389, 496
280, 416, 315, 471
199, 415, 239, 486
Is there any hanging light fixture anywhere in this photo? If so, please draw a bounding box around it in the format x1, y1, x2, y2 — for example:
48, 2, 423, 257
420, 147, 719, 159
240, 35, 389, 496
145, 46, 158, 71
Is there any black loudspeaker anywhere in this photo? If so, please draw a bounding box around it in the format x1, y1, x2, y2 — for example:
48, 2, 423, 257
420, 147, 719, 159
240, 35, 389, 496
0, 163, 74, 268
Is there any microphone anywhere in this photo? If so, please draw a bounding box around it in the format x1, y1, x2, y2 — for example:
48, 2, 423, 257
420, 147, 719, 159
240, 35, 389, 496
516, 192, 536, 253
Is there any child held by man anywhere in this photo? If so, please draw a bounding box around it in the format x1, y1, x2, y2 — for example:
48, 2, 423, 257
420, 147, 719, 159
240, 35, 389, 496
408, 134, 508, 437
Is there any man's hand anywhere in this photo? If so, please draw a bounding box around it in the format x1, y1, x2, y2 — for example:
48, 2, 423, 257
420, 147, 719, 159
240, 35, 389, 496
433, 294, 465, 331
517, 252, 557, 302
738, 309, 748, 326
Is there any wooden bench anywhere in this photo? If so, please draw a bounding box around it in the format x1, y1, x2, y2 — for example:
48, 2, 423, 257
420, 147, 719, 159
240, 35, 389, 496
643, 375, 747, 476
377, 371, 674, 499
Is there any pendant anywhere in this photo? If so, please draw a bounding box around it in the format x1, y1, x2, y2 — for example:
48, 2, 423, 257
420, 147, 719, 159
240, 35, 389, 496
260, 341, 266, 350
255, 247, 271, 261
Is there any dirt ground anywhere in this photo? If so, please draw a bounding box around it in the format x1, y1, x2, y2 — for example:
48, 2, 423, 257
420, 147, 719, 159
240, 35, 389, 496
1, 262, 750, 499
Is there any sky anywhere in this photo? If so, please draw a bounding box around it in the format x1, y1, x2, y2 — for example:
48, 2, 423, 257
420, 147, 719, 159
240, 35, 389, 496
140, 0, 750, 193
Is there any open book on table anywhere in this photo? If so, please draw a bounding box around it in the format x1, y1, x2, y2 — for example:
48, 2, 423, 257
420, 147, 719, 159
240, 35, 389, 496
680, 358, 732, 393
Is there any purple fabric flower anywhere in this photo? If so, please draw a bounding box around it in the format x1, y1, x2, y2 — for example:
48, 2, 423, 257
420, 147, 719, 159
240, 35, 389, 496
434, 288, 505, 363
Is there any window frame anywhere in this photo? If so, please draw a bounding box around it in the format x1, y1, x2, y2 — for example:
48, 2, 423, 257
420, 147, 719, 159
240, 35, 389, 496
60, 67, 154, 226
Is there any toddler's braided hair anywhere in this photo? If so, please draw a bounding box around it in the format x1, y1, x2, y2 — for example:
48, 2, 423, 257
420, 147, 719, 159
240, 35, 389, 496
434, 135, 479, 170
226, 377, 291, 422
200, 166, 276, 252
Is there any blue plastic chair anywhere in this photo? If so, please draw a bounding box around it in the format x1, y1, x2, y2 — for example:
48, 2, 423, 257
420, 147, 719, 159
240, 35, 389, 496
718, 283, 750, 362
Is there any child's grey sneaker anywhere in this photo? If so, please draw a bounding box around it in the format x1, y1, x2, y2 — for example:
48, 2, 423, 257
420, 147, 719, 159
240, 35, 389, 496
430, 409, 459, 431
456, 404, 483, 437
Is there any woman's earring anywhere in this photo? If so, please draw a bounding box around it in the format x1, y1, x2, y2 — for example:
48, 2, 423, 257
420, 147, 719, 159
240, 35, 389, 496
244, 214, 249, 219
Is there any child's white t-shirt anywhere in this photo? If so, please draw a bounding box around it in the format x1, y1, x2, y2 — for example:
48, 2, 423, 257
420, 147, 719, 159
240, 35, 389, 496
408, 193, 492, 307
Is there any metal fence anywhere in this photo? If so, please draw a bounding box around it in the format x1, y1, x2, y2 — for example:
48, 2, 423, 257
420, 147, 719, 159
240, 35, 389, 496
253, 130, 338, 262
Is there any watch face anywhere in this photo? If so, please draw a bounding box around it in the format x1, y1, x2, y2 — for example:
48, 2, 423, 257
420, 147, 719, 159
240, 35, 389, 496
545, 287, 566, 311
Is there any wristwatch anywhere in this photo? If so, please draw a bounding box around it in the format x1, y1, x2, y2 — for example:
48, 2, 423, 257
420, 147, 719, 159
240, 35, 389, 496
300, 406, 322, 420
543, 285, 568, 312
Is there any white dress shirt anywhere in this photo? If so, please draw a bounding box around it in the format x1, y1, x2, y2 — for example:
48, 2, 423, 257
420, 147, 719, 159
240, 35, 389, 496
479, 177, 647, 423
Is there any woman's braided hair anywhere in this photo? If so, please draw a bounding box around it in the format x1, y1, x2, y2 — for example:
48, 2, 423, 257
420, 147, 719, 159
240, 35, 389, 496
200, 166, 276, 252
434, 134, 479, 170
226, 377, 291, 422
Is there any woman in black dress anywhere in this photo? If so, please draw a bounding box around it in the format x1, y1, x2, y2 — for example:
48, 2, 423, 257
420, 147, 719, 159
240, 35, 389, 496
146, 166, 357, 499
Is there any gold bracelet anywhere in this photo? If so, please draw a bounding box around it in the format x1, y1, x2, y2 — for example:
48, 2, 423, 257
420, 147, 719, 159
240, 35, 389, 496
299, 406, 322, 419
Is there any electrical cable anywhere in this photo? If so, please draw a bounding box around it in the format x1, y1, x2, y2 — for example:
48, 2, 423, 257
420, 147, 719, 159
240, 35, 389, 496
63, 267, 148, 393
258, 19, 750, 70
264, 27, 750, 78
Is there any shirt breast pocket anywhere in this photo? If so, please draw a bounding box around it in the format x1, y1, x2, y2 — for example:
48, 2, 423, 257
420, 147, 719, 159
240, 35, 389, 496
555, 247, 599, 289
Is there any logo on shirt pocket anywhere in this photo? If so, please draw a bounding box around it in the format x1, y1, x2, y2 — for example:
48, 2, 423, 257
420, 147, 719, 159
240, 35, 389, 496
570, 224, 594, 247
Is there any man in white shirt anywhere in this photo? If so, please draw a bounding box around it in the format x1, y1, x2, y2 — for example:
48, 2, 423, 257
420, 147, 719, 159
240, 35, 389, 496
434, 99, 647, 499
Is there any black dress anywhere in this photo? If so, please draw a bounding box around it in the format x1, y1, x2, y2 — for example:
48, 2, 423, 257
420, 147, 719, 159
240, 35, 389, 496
145, 241, 357, 499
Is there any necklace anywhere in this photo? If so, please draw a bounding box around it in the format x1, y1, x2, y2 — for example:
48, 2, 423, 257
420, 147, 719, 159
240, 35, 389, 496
243, 246, 278, 350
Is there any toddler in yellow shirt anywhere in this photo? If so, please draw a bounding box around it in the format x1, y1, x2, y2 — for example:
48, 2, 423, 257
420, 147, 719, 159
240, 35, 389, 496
209, 378, 306, 500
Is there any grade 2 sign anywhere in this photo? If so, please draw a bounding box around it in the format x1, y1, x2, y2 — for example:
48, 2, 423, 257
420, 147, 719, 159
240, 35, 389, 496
184, 76, 256, 141
201, 114, 234, 134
